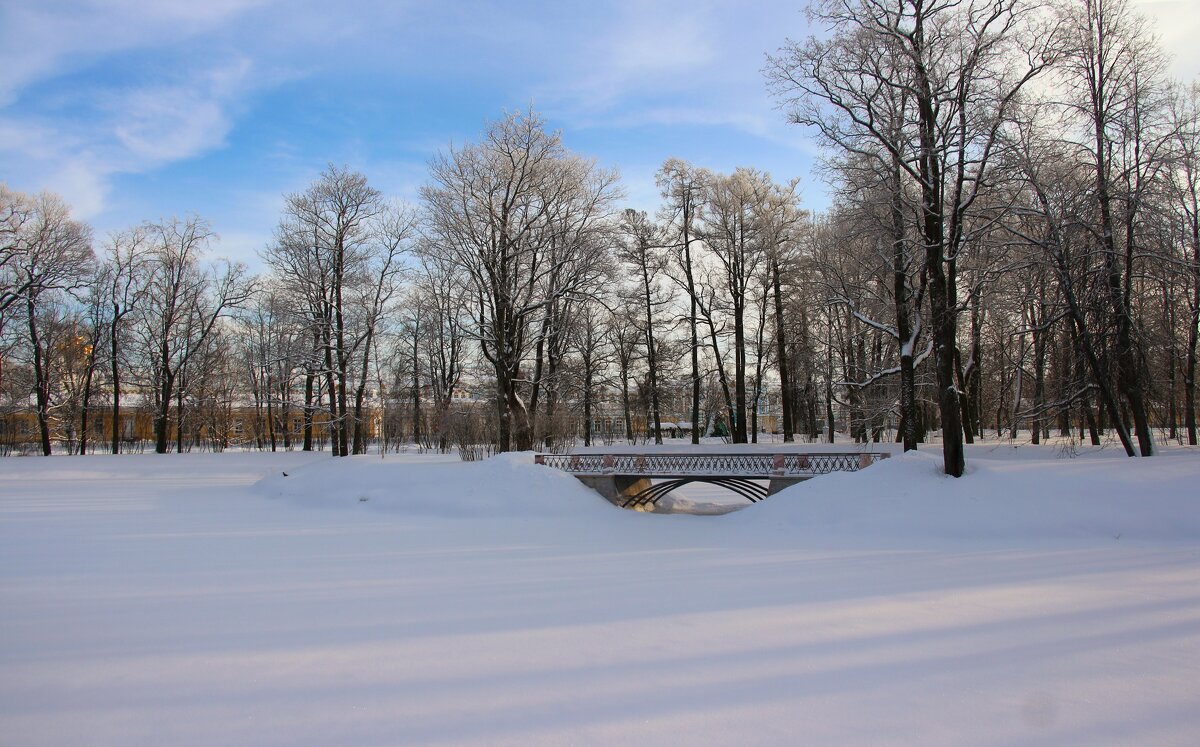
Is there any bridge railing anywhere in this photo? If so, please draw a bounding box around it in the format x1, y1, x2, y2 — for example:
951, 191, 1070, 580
534, 452, 889, 476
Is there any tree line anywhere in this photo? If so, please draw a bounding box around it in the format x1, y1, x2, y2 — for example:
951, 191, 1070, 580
767, 0, 1199, 474
1, 0, 1196, 476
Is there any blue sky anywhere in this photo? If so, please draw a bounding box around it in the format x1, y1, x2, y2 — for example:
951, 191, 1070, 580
2, 0, 1197, 268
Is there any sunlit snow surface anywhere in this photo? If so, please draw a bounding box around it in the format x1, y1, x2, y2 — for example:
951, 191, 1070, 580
1, 444, 1197, 746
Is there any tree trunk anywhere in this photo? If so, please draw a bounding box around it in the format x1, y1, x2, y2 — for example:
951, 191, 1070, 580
927, 239, 964, 476
619, 356, 633, 444
302, 363, 315, 452
528, 314, 549, 442
583, 358, 594, 447
79, 375, 91, 455
1031, 292, 1049, 445
154, 363, 173, 455
1185, 197, 1200, 445
26, 298, 52, 456
825, 320, 836, 443
324, 334, 340, 455
175, 384, 184, 453
266, 367, 277, 452
689, 295, 700, 445
772, 259, 794, 442
110, 308, 122, 454
640, 263, 663, 445
411, 333, 422, 446
913, 13, 963, 477
732, 299, 747, 444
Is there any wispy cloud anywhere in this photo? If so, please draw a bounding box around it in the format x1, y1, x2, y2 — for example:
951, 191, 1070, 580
0, 58, 253, 218
0, 0, 267, 105
572, 1, 718, 108
8, 0, 1190, 251
527, 0, 806, 153
0, 0, 275, 220
109, 60, 251, 164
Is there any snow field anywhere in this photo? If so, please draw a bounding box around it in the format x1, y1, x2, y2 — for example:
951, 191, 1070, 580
0, 446, 1197, 746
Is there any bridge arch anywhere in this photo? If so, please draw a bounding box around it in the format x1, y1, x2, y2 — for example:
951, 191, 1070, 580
623, 477, 768, 509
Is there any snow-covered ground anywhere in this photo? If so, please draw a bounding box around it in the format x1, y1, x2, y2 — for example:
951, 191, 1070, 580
1, 444, 1197, 746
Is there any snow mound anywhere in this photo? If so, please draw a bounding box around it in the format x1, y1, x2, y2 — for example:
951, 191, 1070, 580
253, 452, 618, 519
728, 448, 1200, 543
250, 445, 1199, 541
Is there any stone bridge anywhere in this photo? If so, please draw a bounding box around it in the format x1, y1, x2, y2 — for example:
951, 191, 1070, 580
534, 452, 890, 509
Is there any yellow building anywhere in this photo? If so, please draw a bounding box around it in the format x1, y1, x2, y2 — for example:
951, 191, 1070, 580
0, 405, 378, 454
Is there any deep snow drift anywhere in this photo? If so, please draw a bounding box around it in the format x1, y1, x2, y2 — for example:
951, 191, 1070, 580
1, 444, 1197, 746
254, 450, 617, 519
732, 445, 1200, 542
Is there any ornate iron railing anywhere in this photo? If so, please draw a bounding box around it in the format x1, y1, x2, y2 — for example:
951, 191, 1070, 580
534, 452, 888, 477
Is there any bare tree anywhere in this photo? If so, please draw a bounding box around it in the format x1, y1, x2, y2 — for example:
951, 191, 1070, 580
421, 109, 618, 451
1, 185, 37, 336
568, 297, 613, 447
264, 166, 395, 455
73, 267, 108, 454
413, 252, 468, 449
6, 190, 94, 454
657, 159, 709, 444
350, 204, 415, 454
699, 169, 776, 443
1057, 0, 1173, 455
102, 226, 150, 454
606, 300, 643, 443
1003, 115, 1137, 454
616, 209, 671, 444
1169, 83, 1200, 445
137, 216, 252, 454
769, 0, 1058, 475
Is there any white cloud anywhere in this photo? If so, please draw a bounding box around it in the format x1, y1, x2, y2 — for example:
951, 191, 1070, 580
110, 59, 250, 163
526, 0, 809, 156
1133, 0, 1200, 80
0, 0, 419, 219
0, 0, 266, 105
537, 0, 721, 112
0, 0, 271, 218
0, 58, 252, 219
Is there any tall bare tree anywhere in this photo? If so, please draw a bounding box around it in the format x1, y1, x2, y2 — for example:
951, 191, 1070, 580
421, 109, 618, 451
1169, 83, 1200, 445
265, 166, 398, 456
6, 190, 93, 454
138, 216, 251, 454
657, 159, 709, 444
102, 226, 150, 453
616, 209, 670, 445
1058, 0, 1173, 456
769, 0, 1057, 475
700, 168, 776, 443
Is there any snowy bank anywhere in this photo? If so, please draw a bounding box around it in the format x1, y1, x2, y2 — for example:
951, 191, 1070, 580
253, 451, 619, 519
2, 448, 1198, 746
730, 446, 1200, 543
250, 445, 1200, 544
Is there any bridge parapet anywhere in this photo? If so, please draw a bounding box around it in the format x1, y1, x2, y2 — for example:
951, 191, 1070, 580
534, 452, 888, 478
534, 451, 890, 510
